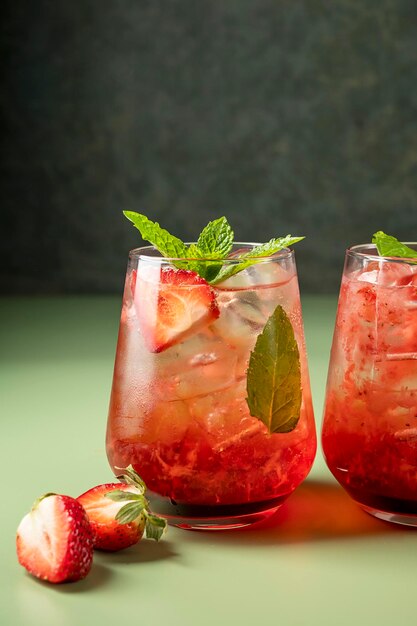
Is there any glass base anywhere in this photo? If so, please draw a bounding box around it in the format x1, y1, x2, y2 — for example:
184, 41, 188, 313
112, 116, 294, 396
148, 493, 289, 530
359, 503, 417, 528
343, 486, 417, 528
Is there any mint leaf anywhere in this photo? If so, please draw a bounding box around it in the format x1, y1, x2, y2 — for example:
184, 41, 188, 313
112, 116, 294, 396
123, 211, 188, 260
144, 512, 168, 541
372, 231, 417, 259
211, 236, 304, 284
183, 217, 234, 281
196, 217, 234, 258
246, 304, 302, 434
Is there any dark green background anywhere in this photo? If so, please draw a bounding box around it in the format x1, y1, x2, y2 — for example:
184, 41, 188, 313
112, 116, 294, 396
2, 0, 417, 294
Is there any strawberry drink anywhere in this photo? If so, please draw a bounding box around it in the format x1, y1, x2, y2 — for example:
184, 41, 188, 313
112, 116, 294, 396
106, 214, 316, 529
322, 233, 417, 526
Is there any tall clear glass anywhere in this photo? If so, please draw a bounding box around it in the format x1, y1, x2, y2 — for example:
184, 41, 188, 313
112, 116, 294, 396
106, 244, 316, 529
322, 243, 417, 526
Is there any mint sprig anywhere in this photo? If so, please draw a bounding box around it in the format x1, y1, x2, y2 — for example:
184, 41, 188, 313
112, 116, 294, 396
372, 231, 417, 260
246, 304, 302, 434
108, 465, 167, 541
123, 211, 304, 284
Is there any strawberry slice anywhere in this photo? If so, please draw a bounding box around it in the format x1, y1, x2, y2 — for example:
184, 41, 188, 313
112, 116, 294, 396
77, 466, 167, 551
134, 267, 220, 352
16, 494, 94, 583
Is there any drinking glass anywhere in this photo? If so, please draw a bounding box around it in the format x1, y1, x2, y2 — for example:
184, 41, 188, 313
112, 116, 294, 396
106, 244, 316, 529
322, 243, 417, 526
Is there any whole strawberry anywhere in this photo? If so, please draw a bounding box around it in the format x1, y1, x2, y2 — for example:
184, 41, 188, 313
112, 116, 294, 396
77, 466, 167, 551
16, 493, 94, 583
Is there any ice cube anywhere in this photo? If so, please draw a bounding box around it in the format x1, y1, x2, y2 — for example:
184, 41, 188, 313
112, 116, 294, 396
375, 289, 417, 354
210, 291, 265, 350
379, 263, 416, 287
189, 379, 247, 425
155, 333, 239, 402
244, 260, 294, 287
187, 379, 263, 448
354, 263, 417, 288
356, 269, 380, 284
153, 331, 225, 378
168, 355, 238, 400
216, 260, 293, 290
215, 268, 257, 290
405, 275, 417, 309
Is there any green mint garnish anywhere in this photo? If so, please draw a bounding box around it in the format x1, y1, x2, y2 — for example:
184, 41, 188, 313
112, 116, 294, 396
372, 231, 417, 260
246, 305, 302, 434
124, 211, 188, 260
107, 465, 167, 541
123, 211, 304, 284
210, 236, 305, 284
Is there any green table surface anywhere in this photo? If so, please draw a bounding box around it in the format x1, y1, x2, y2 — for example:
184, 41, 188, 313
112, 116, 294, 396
1, 296, 416, 626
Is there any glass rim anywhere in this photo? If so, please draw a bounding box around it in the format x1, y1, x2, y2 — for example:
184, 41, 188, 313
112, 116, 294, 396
128, 242, 295, 263
347, 242, 417, 265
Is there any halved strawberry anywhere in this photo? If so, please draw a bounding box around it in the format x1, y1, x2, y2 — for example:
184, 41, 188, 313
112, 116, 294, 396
134, 267, 220, 352
16, 493, 94, 584
77, 466, 167, 551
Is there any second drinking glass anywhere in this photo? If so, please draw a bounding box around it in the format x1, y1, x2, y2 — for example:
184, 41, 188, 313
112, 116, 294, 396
322, 242, 417, 526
